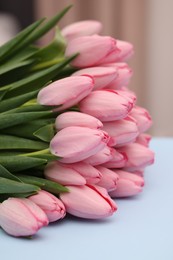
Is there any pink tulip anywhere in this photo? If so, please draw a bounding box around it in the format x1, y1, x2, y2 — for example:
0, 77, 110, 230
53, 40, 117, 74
102, 116, 139, 147
95, 166, 119, 192
72, 66, 118, 90
55, 111, 103, 130
0, 198, 48, 237
104, 63, 133, 89
44, 161, 86, 185
79, 89, 134, 122
135, 133, 151, 147
102, 40, 134, 64
109, 178, 142, 198
60, 184, 117, 219
61, 20, 102, 41
37, 76, 94, 111
61, 162, 102, 184
130, 106, 152, 133
117, 143, 155, 171
29, 190, 66, 222
84, 145, 114, 166
50, 126, 110, 163
114, 170, 144, 187
102, 148, 127, 168
65, 35, 120, 68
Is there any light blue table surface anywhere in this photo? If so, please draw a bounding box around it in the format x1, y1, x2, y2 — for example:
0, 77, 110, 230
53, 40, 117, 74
1, 138, 173, 260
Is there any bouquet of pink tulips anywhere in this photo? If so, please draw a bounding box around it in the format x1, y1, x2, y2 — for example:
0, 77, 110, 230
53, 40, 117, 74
0, 6, 154, 237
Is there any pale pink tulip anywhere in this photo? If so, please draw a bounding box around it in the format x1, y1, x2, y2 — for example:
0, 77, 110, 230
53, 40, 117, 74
109, 178, 142, 198
102, 148, 127, 168
84, 145, 114, 165
65, 35, 120, 68
79, 89, 134, 122
102, 116, 139, 147
61, 20, 102, 41
95, 166, 119, 192
135, 134, 151, 147
29, 190, 66, 222
55, 111, 103, 130
117, 143, 155, 171
60, 185, 117, 219
72, 66, 118, 90
103, 40, 134, 64
37, 76, 94, 111
44, 161, 86, 185
104, 63, 133, 89
130, 106, 152, 133
50, 126, 110, 163
62, 162, 102, 184
0, 198, 48, 237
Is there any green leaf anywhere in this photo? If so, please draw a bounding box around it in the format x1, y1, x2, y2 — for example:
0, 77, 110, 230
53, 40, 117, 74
0, 59, 34, 76
0, 164, 21, 182
0, 177, 40, 194
34, 124, 55, 142
0, 191, 38, 202
3, 54, 77, 98
0, 156, 47, 172
0, 18, 45, 62
0, 89, 39, 113
0, 135, 48, 150
0, 111, 52, 130
18, 175, 69, 194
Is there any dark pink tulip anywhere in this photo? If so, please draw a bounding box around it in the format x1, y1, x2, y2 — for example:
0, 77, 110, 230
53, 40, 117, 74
50, 126, 110, 163
60, 185, 117, 219
117, 143, 155, 171
130, 106, 152, 133
95, 166, 119, 192
29, 190, 66, 222
84, 145, 114, 166
0, 198, 48, 237
37, 76, 94, 111
61, 20, 102, 41
45, 161, 86, 185
55, 111, 103, 130
104, 63, 133, 89
72, 66, 118, 90
65, 35, 120, 68
102, 116, 139, 147
79, 89, 134, 122
102, 148, 127, 168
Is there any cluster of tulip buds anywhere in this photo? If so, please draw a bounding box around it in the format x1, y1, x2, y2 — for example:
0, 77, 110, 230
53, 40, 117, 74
0, 19, 154, 237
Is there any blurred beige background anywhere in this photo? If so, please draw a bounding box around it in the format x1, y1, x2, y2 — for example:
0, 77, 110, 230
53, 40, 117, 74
1, 0, 172, 136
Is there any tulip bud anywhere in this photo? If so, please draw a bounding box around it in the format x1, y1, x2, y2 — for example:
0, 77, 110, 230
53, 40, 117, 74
50, 126, 110, 163
65, 35, 120, 68
102, 116, 139, 147
37, 76, 94, 111
95, 166, 119, 192
117, 143, 155, 171
101, 148, 127, 168
135, 133, 151, 147
61, 20, 102, 41
55, 111, 103, 130
29, 190, 66, 222
114, 170, 144, 187
79, 89, 134, 122
60, 184, 117, 219
130, 106, 152, 133
72, 66, 118, 90
45, 161, 86, 185
62, 162, 102, 184
0, 198, 48, 237
104, 63, 133, 89
84, 145, 114, 166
